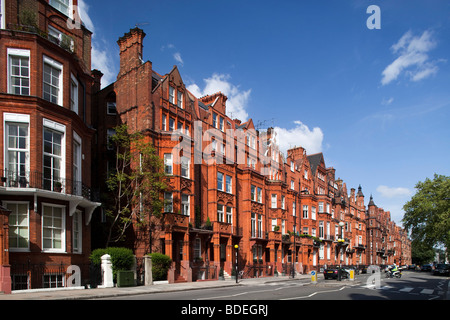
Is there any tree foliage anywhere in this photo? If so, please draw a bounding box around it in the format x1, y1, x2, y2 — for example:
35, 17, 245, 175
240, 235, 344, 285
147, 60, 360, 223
402, 174, 450, 257
104, 124, 167, 246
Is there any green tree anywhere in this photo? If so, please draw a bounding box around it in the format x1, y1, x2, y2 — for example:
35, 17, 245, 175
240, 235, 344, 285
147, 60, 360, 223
403, 174, 450, 258
104, 124, 167, 246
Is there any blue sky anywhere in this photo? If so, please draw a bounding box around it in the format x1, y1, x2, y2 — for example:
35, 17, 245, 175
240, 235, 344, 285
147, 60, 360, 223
79, 0, 450, 225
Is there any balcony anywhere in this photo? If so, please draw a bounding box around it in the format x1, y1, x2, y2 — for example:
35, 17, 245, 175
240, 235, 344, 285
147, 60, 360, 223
268, 230, 282, 242
163, 212, 190, 231
1, 169, 95, 201
6, 23, 75, 53
0, 169, 100, 223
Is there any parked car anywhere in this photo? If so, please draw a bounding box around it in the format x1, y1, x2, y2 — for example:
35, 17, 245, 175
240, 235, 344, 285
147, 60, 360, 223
421, 264, 433, 272
324, 267, 349, 280
432, 264, 450, 276
408, 264, 416, 270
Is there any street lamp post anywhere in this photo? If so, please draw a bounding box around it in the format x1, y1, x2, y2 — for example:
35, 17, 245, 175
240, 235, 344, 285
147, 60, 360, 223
292, 225, 296, 279
338, 221, 345, 281
234, 244, 239, 284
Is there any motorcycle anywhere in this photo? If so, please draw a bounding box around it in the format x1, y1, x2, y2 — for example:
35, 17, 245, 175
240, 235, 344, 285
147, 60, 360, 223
385, 267, 402, 278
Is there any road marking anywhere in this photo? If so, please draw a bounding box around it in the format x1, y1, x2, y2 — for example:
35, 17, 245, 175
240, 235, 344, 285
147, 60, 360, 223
420, 289, 434, 295
196, 283, 303, 300
399, 287, 414, 292
281, 286, 347, 300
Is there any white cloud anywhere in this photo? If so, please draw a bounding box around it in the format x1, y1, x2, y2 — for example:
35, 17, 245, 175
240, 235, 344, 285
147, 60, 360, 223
78, 0, 117, 88
381, 30, 440, 85
381, 97, 394, 105
173, 52, 184, 66
376, 185, 412, 199
77, 0, 94, 32
274, 121, 324, 156
187, 73, 251, 122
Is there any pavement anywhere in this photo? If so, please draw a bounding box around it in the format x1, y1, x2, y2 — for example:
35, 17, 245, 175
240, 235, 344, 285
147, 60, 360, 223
0, 274, 317, 300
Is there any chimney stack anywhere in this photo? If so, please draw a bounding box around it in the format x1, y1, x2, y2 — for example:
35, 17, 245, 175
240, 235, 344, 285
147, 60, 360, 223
117, 28, 146, 78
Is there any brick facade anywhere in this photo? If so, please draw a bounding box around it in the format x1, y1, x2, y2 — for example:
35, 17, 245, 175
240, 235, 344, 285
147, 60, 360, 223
0, 0, 100, 291
92, 27, 411, 283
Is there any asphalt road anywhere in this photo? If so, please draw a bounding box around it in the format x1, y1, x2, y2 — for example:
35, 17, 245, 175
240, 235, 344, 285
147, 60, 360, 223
103, 271, 448, 301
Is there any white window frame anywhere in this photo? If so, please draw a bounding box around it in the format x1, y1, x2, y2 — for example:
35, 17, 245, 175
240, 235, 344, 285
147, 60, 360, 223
177, 90, 183, 109
7, 48, 31, 96
1, 0, 5, 29
4, 113, 30, 184
311, 206, 316, 220
271, 194, 277, 209
212, 113, 217, 128
181, 156, 190, 178
48, 25, 74, 51
164, 153, 173, 175
226, 206, 232, 224
43, 55, 63, 106
271, 218, 277, 232
49, 0, 73, 18
292, 201, 296, 217
161, 114, 167, 131
181, 194, 190, 216
257, 187, 262, 203
225, 175, 232, 194
251, 213, 256, 238
217, 172, 224, 191
303, 205, 309, 219
72, 209, 82, 254
70, 74, 79, 114
4, 201, 30, 252
72, 131, 82, 196
169, 86, 175, 104
43, 119, 66, 191
41, 203, 66, 253
257, 214, 263, 238
281, 195, 285, 210
217, 204, 224, 222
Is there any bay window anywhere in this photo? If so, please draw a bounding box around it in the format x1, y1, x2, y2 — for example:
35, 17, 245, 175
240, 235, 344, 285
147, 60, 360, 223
8, 48, 30, 96
5, 117, 29, 186
42, 204, 65, 252
6, 202, 29, 250
43, 56, 63, 106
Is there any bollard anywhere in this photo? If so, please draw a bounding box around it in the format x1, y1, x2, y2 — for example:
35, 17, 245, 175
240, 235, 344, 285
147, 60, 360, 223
100, 254, 114, 288
349, 269, 355, 281
144, 255, 153, 286
311, 270, 317, 284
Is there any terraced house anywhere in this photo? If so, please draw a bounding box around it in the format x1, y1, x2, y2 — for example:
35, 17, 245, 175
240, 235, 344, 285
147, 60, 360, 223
92, 27, 410, 284
0, 1, 411, 293
0, 0, 100, 293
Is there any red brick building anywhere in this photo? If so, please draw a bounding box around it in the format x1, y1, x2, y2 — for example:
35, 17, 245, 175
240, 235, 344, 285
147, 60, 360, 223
0, 0, 100, 291
92, 27, 410, 283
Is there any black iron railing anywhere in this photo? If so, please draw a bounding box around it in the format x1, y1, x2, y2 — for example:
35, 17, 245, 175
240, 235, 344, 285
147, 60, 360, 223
1, 169, 96, 201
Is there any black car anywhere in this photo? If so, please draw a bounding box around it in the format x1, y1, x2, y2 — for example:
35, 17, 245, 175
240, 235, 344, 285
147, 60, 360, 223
324, 267, 349, 280
421, 264, 433, 272
432, 264, 450, 276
